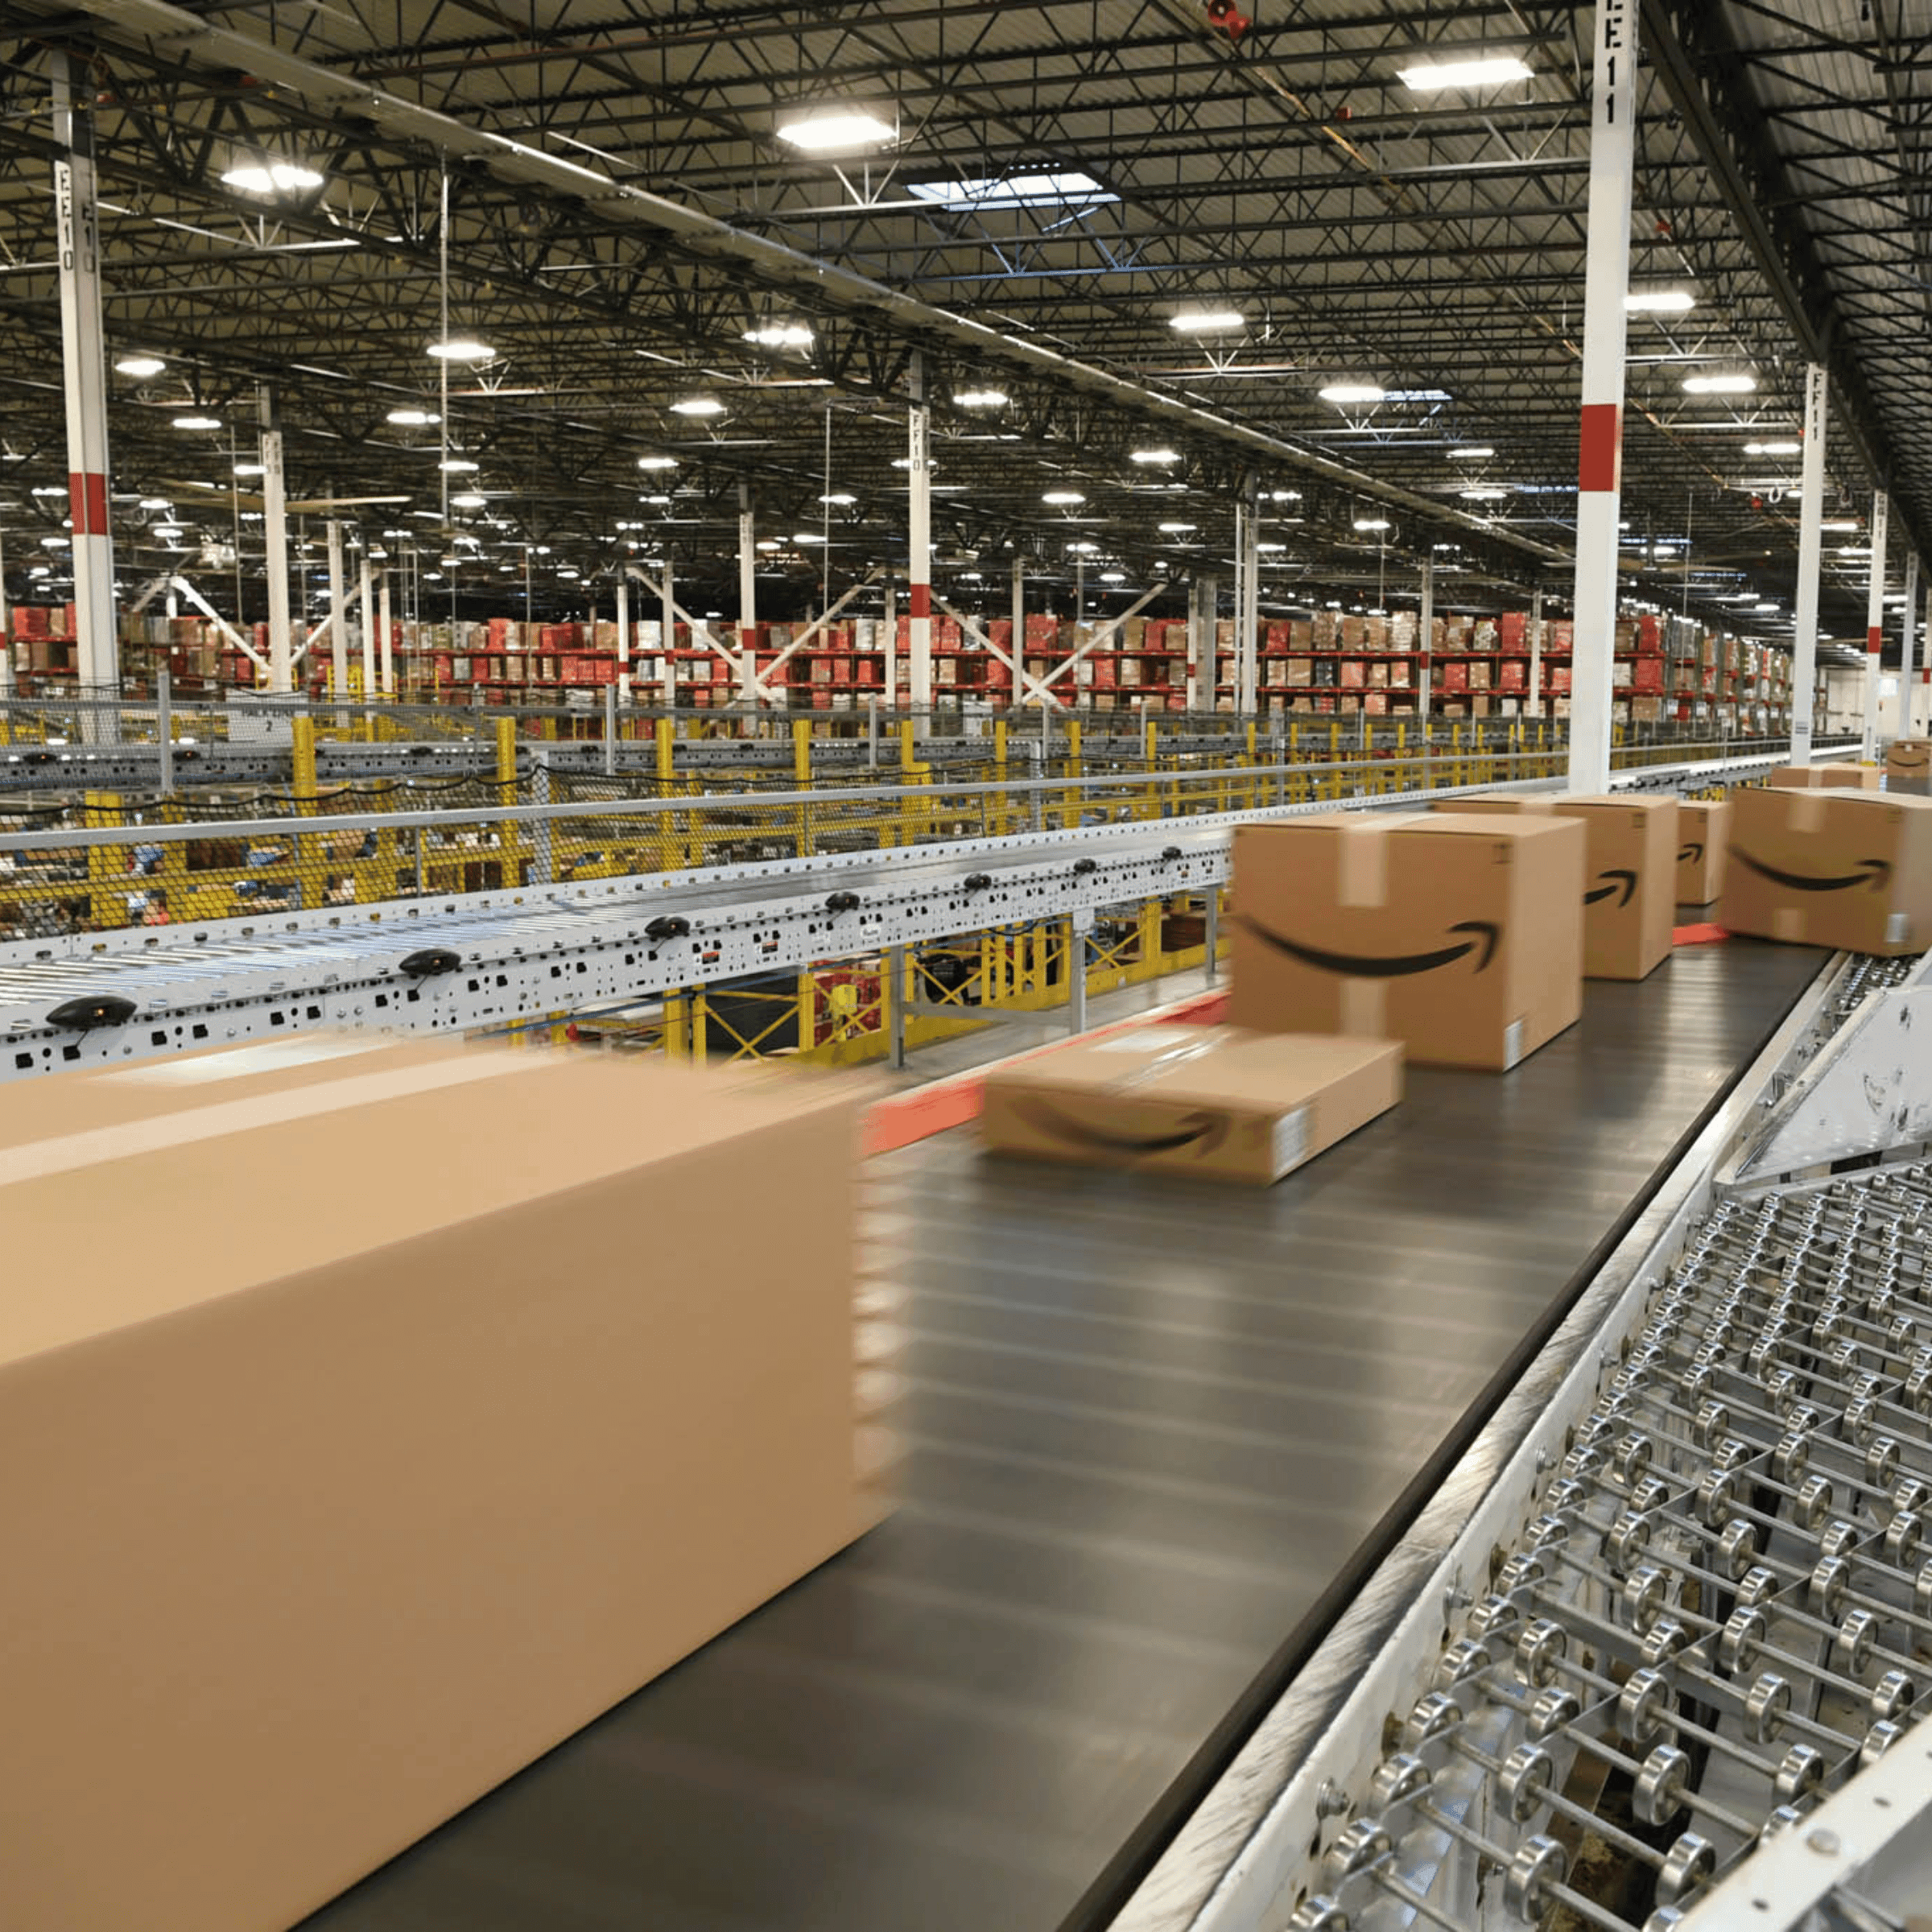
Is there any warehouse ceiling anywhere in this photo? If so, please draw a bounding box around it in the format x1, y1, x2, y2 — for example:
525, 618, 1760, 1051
0, 0, 1925, 650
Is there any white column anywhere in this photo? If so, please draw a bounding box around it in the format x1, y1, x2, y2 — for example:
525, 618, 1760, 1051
358, 551, 376, 703
52, 52, 118, 724
1529, 586, 1545, 720
1418, 560, 1435, 723
616, 575, 631, 704
1184, 576, 1204, 712
1862, 491, 1889, 762
0, 527, 11, 701
1010, 555, 1025, 712
1236, 478, 1260, 715
736, 481, 757, 706
882, 583, 898, 707
259, 388, 293, 692
1901, 555, 1920, 741
1790, 362, 1829, 766
1567, 0, 1639, 793
378, 571, 394, 696
907, 352, 933, 712
659, 560, 676, 707
326, 518, 348, 707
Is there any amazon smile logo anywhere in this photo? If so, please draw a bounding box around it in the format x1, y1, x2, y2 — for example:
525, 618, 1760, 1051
1732, 849, 1892, 894
1584, 869, 1638, 908
1679, 842, 1704, 864
1892, 748, 1930, 768
1240, 916, 1499, 976
1013, 1099, 1227, 1157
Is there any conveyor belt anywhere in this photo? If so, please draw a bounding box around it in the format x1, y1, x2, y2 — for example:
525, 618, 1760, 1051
299, 939, 1827, 1932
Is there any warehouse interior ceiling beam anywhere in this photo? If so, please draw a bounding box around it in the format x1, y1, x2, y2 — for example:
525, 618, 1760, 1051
0, 0, 1926, 647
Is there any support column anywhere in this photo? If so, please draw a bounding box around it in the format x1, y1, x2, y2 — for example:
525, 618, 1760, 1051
326, 518, 348, 712
907, 352, 933, 712
616, 574, 631, 704
1922, 577, 1932, 738
659, 560, 676, 708
1567, 0, 1638, 793
1010, 555, 1025, 700
259, 387, 293, 693
882, 582, 898, 708
1902, 554, 1921, 740
1529, 586, 1545, 720
1236, 477, 1260, 716
0, 526, 12, 703
53, 52, 118, 724
378, 571, 394, 697
1418, 560, 1435, 724
1187, 575, 1213, 712
1791, 362, 1829, 766
358, 551, 376, 704
1863, 490, 1889, 763
736, 481, 757, 706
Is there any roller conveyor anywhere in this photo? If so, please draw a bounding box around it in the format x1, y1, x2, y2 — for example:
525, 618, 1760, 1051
295, 939, 1828, 1932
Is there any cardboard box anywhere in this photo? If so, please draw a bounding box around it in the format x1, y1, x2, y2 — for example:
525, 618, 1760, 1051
1677, 799, 1730, 906
1887, 739, 1932, 796
1439, 795, 1679, 980
1226, 813, 1585, 1071
981, 1024, 1401, 1184
1768, 764, 1880, 791
0, 1038, 876, 1931
1720, 787, 1932, 956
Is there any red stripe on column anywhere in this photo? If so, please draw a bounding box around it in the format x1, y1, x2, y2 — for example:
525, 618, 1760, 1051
908, 585, 931, 619
1869, 626, 1885, 654
1578, 403, 1623, 493
68, 472, 109, 536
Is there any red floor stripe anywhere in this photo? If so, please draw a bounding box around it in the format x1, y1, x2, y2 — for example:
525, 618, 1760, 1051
1674, 923, 1729, 946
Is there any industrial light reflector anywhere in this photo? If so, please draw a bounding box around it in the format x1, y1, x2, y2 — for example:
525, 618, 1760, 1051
1042, 490, 1086, 506
439, 459, 479, 473
637, 455, 679, 469
671, 396, 727, 416
1744, 440, 1801, 456
427, 339, 495, 362
1130, 448, 1180, 464
114, 354, 166, 378
1682, 373, 1757, 394
1320, 383, 1385, 405
1170, 310, 1245, 333
742, 323, 814, 349
1354, 517, 1391, 532
819, 492, 856, 506
1448, 445, 1494, 459
1398, 55, 1534, 90
171, 415, 221, 430
387, 408, 440, 426
775, 109, 896, 151
1158, 522, 1197, 534
953, 389, 1009, 408
222, 160, 325, 193
452, 493, 486, 508
1624, 289, 1696, 313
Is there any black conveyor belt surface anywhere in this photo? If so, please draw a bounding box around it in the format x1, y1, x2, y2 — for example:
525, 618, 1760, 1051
303, 939, 1825, 1932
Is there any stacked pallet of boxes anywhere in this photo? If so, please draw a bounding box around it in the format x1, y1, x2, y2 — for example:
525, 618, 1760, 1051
0, 1038, 887, 1930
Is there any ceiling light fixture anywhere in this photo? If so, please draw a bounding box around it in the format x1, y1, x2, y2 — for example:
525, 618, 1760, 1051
387, 408, 440, 427
1169, 310, 1245, 333
636, 455, 679, 470
741, 322, 814, 349
774, 109, 897, 151
1131, 447, 1180, 465
1354, 517, 1391, 532
171, 415, 221, 431
670, 395, 726, 417
1158, 522, 1197, 534
1320, 383, 1385, 405
1624, 289, 1697, 314
1682, 373, 1757, 394
221, 159, 325, 194
1448, 445, 1495, 459
427, 338, 495, 362
1744, 440, 1801, 456
1398, 54, 1534, 90
1042, 489, 1086, 506
438, 459, 479, 473
452, 493, 487, 508
114, 354, 166, 378
953, 388, 1009, 408
819, 492, 856, 506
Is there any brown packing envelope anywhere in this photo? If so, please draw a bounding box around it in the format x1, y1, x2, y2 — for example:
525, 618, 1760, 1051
1719, 786, 1932, 956
1224, 812, 1585, 1070
981, 1024, 1402, 1183
0, 1037, 873, 1932
1439, 794, 1678, 980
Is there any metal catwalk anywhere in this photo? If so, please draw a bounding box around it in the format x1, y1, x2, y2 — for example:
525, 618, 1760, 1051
299, 939, 1827, 1932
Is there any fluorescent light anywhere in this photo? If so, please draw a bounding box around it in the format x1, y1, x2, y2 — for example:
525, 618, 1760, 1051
1270, 489, 1302, 502
387, 408, 440, 426
1399, 54, 1534, 90
171, 415, 221, 430
756, 539, 782, 551
794, 532, 827, 544
1067, 542, 1100, 555
1820, 520, 1860, 533
232, 462, 265, 477
114, 354, 166, 378
1257, 542, 1288, 553
1158, 522, 1197, 534
1624, 289, 1696, 313
1459, 487, 1509, 501
1683, 373, 1757, 394
671, 396, 726, 417
1131, 448, 1180, 465
427, 339, 495, 362
1448, 445, 1495, 459
222, 160, 325, 193
1321, 383, 1385, 405
1744, 440, 1801, 456
636, 455, 679, 469
1042, 489, 1086, 506
452, 493, 486, 508
137, 497, 171, 510
1354, 518, 1391, 532
1170, 310, 1245, 333
438, 459, 479, 473
953, 389, 1009, 408
775, 109, 896, 151
1099, 571, 1125, 584
30, 485, 65, 497
742, 323, 814, 349
819, 492, 856, 506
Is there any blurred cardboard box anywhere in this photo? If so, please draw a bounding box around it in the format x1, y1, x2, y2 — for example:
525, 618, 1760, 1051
982, 1024, 1400, 1184
1768, 764, 1880, 791
1676, 800, 1730, 906
1720, 788, 1932, 956
1226, 813, 1585, 1070
1886, 739, 1932, 796
1442, 795, 1678, 980
0, 1038, 876, 1931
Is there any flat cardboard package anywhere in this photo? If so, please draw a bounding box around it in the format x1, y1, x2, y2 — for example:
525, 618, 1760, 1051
1439, 794, 1678, 980
1887, 738, 1932, 796
1720, 786, 1932, 956
981, 1024, 1402, 1184
1226, 812, 1586, 1071
0, 1035, 877, 1932
1677, 799, 1731, 906
1767, 763, 1880, 791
